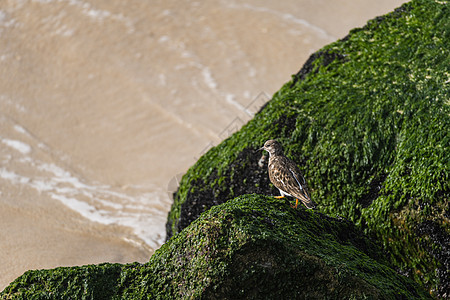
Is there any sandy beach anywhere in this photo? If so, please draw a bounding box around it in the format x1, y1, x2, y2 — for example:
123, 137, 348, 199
0, 0, 407, 290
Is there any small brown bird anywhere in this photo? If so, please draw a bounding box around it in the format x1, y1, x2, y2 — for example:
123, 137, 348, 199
260, 140, 316, 209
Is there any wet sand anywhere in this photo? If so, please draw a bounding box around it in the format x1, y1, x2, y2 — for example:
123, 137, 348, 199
0, 0, 407, 290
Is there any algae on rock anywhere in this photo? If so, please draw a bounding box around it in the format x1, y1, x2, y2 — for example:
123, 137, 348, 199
1, 195, 431, 299
167, 0, 449, 296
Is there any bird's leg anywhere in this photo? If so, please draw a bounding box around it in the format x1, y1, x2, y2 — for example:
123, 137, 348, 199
274, 195, 285, 199
290, 199, 299, 209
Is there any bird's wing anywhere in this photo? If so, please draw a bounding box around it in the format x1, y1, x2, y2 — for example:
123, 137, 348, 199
289, 168, 309, 199
289, 168, 305, 191
269, 156, 316, 208
285, 161, 315, 209
288, 168, 310, 200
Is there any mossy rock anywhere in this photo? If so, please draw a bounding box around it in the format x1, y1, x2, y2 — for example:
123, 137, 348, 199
1, 195, 431, 299
167, 0, 449, 297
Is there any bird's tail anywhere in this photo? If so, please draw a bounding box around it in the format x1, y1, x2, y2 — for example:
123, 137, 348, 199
301, 197, 317, 209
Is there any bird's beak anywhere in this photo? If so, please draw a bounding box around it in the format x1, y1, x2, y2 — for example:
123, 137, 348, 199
255, 146, 264, 153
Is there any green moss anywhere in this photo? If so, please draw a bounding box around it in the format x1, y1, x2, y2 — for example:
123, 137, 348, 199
168, 0, 449, 295
1, 263, 123, 299
1, 195, 431, 299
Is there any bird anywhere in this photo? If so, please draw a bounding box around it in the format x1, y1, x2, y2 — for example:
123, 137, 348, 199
259, 140, 316, 209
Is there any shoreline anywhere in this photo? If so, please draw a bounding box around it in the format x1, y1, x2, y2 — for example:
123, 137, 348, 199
0, 190, 152, 290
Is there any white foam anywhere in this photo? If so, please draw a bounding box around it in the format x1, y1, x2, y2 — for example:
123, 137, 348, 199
33, 0, 135, 33
13, 125, 29, 135
87, 9, 111, 20
29, 179, 54, 192
181, 50, 193, 58
226, 93, 246, 112
0, 168, 30, 184
31, 0, 53, 3
2, 139, 31, 154
158, 35, 169, 43
249, 68, 256, 78
1, 145, 167, 249
226, 3, 335, 41
158, 73, 167, 86
202, 67, 218, 90
161, 9, 172, 17
54, 25, 75, 37
0, 11, 6, 24
50, 193, 115, 225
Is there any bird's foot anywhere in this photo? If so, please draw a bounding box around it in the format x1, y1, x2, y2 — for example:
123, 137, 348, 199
290, 199, 299, 209
274, 196, 285, 199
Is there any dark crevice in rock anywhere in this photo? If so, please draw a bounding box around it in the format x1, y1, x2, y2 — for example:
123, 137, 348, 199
416, 220, 450, 299
290, 50, 347, 87
358, 173, 388, 208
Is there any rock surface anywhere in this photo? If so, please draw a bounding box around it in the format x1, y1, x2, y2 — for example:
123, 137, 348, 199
167, 0, 449, 297
1, 195, 431, 299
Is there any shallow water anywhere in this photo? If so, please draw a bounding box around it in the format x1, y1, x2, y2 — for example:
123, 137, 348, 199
0, 0, 407, 289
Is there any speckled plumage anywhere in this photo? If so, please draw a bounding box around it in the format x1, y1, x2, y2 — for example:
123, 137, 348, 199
261, 140, 316, 209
